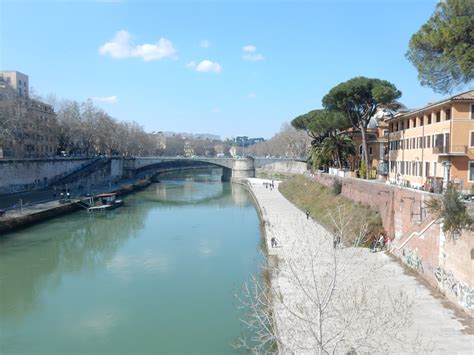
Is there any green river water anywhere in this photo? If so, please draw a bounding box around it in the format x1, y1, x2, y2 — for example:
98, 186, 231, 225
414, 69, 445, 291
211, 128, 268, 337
0, 169, 263, 354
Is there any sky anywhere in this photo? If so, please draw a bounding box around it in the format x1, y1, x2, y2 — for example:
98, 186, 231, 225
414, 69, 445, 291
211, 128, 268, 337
0, 0, 458, 139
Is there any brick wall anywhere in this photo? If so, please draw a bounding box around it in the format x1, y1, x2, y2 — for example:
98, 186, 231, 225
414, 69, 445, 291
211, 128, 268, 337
308, 172, 473, 310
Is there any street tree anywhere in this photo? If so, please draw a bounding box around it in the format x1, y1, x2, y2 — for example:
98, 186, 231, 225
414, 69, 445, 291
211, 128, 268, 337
322, 77, 401, 179
291, 109, 349, 146
406, 0, 474, 94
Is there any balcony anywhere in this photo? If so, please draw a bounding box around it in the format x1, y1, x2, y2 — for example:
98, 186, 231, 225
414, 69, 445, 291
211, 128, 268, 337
432, 145, 467, 156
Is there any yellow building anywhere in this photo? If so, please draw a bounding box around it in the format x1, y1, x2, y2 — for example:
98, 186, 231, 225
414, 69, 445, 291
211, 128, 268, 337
387, 90, 474, 193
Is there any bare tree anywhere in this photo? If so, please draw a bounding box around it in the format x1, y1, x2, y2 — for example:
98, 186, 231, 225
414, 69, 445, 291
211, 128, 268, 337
236, 205, 426, 354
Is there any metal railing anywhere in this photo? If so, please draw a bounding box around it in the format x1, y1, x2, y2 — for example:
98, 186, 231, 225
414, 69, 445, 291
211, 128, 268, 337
432, 145, 467, 155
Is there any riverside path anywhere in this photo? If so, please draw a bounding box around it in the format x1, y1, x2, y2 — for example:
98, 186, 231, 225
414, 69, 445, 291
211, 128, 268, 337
246, 178, 473, 354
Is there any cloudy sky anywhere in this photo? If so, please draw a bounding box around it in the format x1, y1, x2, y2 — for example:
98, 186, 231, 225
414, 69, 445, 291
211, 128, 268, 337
1, 0, 449, 139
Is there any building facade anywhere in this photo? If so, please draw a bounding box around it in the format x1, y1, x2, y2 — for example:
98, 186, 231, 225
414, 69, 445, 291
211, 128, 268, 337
0, 71, 29, 98
387, 90, 474, 193
0, 71, 58, 158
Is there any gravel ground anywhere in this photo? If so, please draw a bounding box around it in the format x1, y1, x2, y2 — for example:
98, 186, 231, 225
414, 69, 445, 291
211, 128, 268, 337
246, 178, 473, 354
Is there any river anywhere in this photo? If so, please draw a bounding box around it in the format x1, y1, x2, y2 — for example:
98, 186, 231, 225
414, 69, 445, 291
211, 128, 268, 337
0, 169, 263, 354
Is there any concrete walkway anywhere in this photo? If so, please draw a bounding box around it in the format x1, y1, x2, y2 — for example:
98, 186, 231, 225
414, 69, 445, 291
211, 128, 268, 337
246, 178, 473, 354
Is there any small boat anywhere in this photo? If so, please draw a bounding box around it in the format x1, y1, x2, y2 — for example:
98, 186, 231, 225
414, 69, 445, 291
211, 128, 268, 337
88, 193, 123, 212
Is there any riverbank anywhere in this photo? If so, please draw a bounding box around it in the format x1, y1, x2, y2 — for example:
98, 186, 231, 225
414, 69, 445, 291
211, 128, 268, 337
0, 178, 152, 235
245, 178, 473, 354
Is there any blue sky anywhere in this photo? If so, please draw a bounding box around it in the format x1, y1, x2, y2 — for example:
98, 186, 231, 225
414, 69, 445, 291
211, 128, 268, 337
1, 0, 454, 139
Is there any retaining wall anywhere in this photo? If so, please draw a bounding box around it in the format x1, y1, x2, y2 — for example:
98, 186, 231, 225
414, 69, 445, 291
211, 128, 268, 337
309, 172, 474, 311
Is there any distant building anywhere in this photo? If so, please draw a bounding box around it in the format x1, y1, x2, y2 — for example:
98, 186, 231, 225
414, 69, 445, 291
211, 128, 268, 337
149, 132, 166, 153
0, 71, 58, 158
343, 108, 393, 177
0, 71, 29, 98
234, 136, 265, 147
214, 144, 230, 157
184, 141, 194, 157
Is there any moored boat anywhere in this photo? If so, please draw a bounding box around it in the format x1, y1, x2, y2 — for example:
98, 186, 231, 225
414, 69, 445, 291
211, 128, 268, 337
88, 193, 123, 212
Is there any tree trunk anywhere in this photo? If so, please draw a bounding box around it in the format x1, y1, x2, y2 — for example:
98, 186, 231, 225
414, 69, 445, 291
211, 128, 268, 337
359, 123, 370, 179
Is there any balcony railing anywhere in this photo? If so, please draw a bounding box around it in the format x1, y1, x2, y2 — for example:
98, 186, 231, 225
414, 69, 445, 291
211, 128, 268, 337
432, 145, 467, 155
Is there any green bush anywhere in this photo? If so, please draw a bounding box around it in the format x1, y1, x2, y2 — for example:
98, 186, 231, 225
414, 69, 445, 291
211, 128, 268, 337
360, 160, 367, 179
331, 179, 342, 195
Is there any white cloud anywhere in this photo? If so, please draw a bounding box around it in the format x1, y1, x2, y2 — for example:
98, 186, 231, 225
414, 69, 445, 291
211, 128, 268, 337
241, 44, 264, 61
99, 30, 131, 59
200, 40, 211, 48
242, 53, 264, 61
91, 95, 118, 103
247, 93, 257, 99
195, 59, 222, 73
242, 45, 256, 53
99, 30, 177, 61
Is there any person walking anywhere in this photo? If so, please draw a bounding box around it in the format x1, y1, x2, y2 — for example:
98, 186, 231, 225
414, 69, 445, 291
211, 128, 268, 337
306, 210, 310, 219
271, 237, 277, 248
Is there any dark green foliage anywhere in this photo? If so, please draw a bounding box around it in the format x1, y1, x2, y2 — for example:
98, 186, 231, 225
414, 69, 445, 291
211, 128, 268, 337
322, 77, 401, 178
406, 0, 474, 93
291, 109, 350, 146
425, 187, 474, 236
331, 179, 342, 195
320, 134, 355, 169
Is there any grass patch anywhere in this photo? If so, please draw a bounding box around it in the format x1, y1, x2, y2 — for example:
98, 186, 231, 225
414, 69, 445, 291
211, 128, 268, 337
279, 175, 383, 245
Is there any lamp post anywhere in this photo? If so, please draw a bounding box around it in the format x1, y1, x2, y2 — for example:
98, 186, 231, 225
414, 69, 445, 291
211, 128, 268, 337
442, 160, 452, 192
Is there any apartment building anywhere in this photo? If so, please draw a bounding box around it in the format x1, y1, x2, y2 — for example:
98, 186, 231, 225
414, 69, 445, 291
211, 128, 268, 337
0, 71, 29, 98
0, 72, 58, 158
345, 109, 391, 177
387, 90, 474, 193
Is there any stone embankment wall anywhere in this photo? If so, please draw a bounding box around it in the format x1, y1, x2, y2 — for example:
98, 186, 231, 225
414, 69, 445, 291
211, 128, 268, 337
257, 161, 307, 175
0, 158, 124, 192
309, 172, 474, 311
0, 158, 92, 191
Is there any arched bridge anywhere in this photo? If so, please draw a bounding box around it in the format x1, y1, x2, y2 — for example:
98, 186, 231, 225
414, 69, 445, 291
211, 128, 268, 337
123, 156, 306, 182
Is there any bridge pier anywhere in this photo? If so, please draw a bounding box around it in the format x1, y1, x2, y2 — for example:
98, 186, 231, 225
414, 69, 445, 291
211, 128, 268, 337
221, 167, 232, 182
230, 158, 255, 182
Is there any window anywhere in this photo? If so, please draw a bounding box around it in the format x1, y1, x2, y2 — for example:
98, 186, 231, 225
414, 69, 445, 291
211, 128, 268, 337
433, 162, 437, 177
369, 146, 373, 155
413, 118, 417, 127
425, 162, 430, 177
445, 109, 451, 120
470, 131, 474, 148
428, 115, 432, 124
469, 162, 474, 182
359, 145, 363, 155
436, 111, 441, 122
419, 116, 424, 126
19, 79, 22, 85
471, 104, 474, 119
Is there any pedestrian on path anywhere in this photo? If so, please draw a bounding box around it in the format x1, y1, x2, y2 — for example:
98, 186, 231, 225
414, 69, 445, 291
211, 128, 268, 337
271, 237, 278, 248
306, 210, 310, 219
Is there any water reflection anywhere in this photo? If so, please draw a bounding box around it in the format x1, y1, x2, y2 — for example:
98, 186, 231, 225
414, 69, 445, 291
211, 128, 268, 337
0, 208, 148, 319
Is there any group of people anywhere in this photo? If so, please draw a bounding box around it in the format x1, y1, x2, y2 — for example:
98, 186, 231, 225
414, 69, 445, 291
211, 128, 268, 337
263, 180, 275, 190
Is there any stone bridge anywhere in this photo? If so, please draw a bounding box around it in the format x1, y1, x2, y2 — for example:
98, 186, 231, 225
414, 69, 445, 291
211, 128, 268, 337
123, 157, 305, 182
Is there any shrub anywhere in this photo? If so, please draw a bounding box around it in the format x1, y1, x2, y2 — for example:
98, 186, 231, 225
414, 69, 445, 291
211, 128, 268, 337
425, 187, 473, 236
360, 160, 367, 179
331, 179, 342, 195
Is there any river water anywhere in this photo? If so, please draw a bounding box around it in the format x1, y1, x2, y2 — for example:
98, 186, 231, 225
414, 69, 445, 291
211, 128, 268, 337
0, 169, 263, 354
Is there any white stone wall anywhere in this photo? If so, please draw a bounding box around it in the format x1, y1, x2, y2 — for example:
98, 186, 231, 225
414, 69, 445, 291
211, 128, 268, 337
0, 158, 92, 190
258, 161, 307, 175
